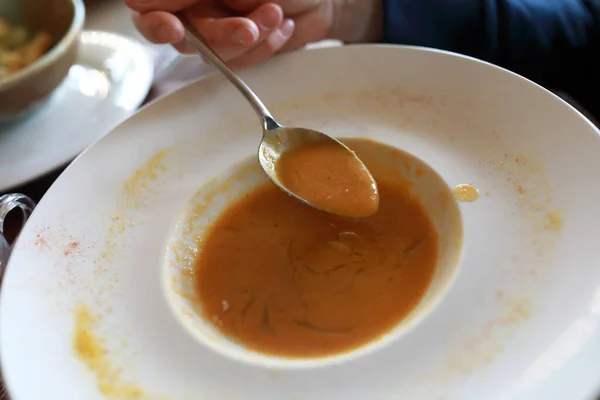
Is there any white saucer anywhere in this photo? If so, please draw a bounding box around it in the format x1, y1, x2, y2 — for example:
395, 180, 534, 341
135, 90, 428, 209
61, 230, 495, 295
2, 46, 600, 400
0, 30, 153, 191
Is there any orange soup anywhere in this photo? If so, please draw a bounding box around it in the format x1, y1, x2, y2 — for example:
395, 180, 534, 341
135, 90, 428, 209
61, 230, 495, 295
276, 140, 379, 218
193, 167, 438, 358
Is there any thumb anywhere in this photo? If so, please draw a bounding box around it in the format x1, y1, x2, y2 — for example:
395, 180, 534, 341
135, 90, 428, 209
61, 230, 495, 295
279, 1, 334, 51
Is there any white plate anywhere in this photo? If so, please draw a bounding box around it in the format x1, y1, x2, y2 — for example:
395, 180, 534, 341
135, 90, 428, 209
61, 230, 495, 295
0, 30, 153, 191
2, 45, 600, 400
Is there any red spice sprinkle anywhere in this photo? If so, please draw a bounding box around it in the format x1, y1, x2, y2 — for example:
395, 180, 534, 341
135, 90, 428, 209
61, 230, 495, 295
64, 241, 80, 256
35, 234, 47, 247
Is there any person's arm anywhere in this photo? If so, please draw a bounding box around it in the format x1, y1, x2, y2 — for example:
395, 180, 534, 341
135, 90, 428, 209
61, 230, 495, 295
383, 0, 600, 117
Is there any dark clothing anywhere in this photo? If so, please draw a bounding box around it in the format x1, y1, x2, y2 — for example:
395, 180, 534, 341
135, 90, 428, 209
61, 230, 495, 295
383, 0, 600, 118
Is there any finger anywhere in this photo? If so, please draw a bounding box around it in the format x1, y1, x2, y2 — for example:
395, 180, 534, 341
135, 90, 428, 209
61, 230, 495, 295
246, 3, 284, 35
172, 41, 198, 54
125, 0, 200, 13
167, 16, 257, 55
182, 3, 283, 60
132, 11, 185, 44
280, 2, 332, 52
225, 0, 321, 15
229, 19, 295, 69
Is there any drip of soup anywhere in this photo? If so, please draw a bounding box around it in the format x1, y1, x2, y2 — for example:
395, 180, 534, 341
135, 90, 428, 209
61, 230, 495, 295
453, 184, 479, 202
275, 140, 379, 218
194, 174, 438, 358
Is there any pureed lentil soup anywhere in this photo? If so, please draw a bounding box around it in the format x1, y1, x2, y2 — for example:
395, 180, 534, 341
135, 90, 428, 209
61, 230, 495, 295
193, 139, 438, 358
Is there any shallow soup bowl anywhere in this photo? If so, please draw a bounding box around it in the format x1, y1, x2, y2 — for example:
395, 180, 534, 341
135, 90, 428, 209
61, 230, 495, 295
3, 45, 600, 399
162, 137, 464, 369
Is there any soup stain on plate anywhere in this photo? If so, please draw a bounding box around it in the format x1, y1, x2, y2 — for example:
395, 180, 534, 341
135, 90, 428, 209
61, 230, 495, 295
73, 304, 145, 398
437, 295, 532, 383
70, 149, 177, 399
121, 149, 169, 210
543, 211, 563, 231
453, 184, 479, 202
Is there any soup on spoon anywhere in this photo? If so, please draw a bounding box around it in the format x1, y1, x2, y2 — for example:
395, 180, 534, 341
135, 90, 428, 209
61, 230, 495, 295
276, 140, 379, 218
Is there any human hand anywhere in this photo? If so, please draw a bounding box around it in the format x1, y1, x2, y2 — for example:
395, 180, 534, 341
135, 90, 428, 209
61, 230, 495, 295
126, 0, 322, 69
125, 0, 382, 69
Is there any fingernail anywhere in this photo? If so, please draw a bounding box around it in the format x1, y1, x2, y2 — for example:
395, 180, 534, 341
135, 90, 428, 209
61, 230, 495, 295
232, 27, 256, 45
280, 19, 295, 37
257, 8, 280, 30
156, 23, 178, 43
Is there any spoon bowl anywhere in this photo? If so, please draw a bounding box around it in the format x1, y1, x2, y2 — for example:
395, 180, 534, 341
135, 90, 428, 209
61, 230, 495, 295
258, 125, 372, 211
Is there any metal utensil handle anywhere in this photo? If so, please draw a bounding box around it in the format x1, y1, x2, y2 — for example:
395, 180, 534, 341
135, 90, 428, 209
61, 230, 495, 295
0, 193, 36, 284
179, 16, 280, 131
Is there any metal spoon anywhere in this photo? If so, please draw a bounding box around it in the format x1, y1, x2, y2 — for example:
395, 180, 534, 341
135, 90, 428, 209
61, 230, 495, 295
180, 19, 377, 215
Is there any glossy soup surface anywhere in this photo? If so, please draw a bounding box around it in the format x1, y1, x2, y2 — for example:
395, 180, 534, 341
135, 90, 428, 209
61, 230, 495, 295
194, 151, 439, 358
276, 140, 379, 218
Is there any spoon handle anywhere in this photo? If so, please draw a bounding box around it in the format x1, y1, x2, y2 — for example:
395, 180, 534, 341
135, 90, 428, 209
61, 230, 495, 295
179, 17, 280, 131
